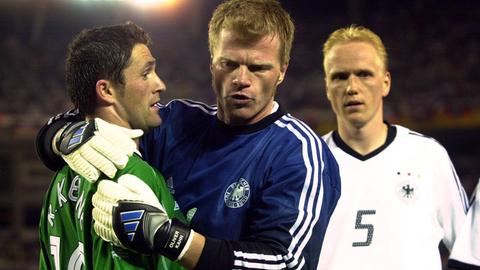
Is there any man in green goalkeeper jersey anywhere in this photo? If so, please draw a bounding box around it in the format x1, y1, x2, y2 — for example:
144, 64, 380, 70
38, 22, 186, 270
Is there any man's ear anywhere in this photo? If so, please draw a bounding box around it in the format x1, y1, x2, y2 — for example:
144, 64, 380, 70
382, 71, 391, 97
324, 75, 332, 101
276, 62, 289, 86
96, 79, 115, 105
210, 57, 215, 76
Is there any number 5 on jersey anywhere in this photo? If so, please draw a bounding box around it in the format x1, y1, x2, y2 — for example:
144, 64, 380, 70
353, 210, 376, 247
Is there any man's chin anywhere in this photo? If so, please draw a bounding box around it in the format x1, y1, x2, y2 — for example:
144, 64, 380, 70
230, 111, 265, 126
345, 117, 367, 129
147, 115, 163, 129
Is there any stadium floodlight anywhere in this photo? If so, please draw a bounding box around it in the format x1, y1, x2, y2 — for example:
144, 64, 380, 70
70, 0, 182, 11
130, 0, 178, 8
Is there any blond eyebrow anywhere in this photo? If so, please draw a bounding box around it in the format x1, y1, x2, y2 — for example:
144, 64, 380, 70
219, 57, 273, 66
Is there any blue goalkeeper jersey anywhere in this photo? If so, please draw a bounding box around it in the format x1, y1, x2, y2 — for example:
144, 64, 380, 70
140, 99, 341, 269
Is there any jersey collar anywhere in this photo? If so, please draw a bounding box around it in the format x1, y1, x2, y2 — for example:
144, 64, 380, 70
332, 122, 397, 161
216, 104, 285, 134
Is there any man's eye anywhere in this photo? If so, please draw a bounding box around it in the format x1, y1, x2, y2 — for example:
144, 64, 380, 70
221, 60, 238, 70
142, 67, 154, 79
357, 71, 373, 78
248, 65, 268, 72
332, 73, 348, 81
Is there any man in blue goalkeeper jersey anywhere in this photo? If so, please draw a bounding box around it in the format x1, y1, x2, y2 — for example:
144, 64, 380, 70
38, 22, 185, 270
35, 0, 341, 269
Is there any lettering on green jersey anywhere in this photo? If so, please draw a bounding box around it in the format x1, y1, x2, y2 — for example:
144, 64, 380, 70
49, 175, 85, 230
186, 208, 197, 223
69, 175, 81, 201
57, 177, 67, 207
48, 205, 55, 227
75, 192, 86, 230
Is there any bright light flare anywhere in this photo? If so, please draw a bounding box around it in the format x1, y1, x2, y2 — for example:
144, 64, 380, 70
130, 0, 179, 9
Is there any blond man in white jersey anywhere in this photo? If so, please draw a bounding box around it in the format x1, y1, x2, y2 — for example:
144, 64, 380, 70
318, 25, 469, 270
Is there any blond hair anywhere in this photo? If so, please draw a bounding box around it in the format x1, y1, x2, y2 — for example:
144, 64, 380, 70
208, 0, 294, 65
323, 25, 388, 72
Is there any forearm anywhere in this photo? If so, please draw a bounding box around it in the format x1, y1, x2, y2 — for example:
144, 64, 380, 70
36, 117, 72, 170
35, 109, 82, 171
191, 236, 233, 270
179, 231, 205, 269
192, 236, 288, 270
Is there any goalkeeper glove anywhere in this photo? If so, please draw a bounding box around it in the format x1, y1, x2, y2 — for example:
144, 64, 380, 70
56, 118, 143, 182
92, 174, 193, 261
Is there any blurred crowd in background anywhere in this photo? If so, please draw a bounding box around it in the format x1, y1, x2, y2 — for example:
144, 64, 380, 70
0, 0, 479, 135
0, 0, 478, 268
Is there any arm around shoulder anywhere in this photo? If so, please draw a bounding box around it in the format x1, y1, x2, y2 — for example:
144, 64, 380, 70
36, 110, 81, 171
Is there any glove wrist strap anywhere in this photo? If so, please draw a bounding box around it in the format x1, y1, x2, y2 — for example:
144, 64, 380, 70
154, 218, 193, 261
57, 120, 96, 155
53, 122, 71, 156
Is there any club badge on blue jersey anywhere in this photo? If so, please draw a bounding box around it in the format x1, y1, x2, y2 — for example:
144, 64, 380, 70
224, 178, 250, 208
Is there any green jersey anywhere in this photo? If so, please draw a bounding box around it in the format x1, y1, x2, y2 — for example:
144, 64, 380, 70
39, 153, 186, 270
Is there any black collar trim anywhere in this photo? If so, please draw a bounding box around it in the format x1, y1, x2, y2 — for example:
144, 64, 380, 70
216, 105, 285, 134
332, 122, 396, 161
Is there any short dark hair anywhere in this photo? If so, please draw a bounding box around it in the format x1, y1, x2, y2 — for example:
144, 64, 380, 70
65, 22, 151, 115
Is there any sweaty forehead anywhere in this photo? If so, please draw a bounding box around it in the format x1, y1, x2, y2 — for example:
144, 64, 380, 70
326, 41, 382, 72
129, 44, 154, 67
214, 29, 281, 61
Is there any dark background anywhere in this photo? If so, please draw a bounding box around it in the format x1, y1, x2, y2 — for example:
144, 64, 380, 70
0, 0, 478, 268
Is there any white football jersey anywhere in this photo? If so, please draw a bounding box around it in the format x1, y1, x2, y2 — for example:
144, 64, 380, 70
319, 124, 469, 270
448, 181, 480, 269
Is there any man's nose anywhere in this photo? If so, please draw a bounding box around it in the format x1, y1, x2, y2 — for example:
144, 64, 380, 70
232, 65, 251, 88
154, 72, 166, 93
346, 76, 358, 95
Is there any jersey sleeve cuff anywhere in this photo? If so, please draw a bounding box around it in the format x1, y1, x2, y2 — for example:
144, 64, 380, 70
448, 259, 480, 270
194, 237, 234, 270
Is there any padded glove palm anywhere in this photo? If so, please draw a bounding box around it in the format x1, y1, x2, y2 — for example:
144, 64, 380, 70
92, 174, 193, 261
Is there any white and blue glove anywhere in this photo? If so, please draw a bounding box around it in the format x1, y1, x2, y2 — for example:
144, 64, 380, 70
92, 174, 193, 261
56, 118, 142, 182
